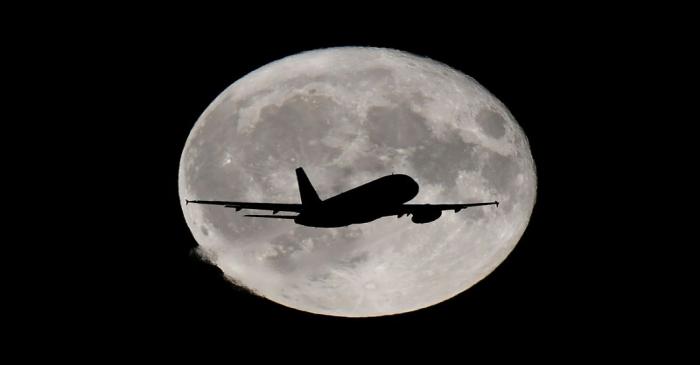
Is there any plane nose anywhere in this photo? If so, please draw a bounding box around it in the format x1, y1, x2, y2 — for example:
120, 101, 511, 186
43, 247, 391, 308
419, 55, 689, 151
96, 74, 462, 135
409, 176, 419, 196
397, 174, 419, 199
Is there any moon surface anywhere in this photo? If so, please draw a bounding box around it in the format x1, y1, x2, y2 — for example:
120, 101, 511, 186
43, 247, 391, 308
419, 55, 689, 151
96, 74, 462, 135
178, 47, 536, 317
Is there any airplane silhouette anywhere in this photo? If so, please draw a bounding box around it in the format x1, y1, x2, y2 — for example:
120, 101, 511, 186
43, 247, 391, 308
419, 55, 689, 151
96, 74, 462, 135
186, 167, 498, 228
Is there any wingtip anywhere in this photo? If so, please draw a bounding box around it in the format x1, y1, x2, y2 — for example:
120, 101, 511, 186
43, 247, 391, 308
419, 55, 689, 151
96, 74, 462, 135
495, 200, 499, 207
185, 199, 190, 205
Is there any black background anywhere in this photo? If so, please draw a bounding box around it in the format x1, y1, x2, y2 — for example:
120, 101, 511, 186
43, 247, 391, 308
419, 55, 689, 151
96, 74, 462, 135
16, 12, 688, 354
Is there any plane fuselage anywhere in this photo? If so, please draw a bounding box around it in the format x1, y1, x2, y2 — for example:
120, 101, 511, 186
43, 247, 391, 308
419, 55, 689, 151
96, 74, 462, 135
294, 174, 419, 228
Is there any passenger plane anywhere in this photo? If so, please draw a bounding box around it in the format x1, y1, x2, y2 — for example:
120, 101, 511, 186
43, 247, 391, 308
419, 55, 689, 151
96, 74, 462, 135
187, 167, 498, 228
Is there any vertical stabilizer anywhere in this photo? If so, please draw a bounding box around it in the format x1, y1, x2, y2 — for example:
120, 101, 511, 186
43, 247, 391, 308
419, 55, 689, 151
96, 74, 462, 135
296, 167, 321, 206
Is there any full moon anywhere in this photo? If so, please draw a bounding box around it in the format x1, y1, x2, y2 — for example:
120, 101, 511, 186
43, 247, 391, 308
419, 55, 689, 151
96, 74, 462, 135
178, 47, 536, 317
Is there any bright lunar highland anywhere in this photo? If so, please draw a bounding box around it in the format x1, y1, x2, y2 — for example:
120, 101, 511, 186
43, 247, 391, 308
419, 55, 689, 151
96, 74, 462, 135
179, 47, 536, 317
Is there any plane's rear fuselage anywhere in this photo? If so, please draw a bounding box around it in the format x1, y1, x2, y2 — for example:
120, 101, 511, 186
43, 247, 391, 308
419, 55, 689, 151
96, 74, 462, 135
294, 174, 419, 228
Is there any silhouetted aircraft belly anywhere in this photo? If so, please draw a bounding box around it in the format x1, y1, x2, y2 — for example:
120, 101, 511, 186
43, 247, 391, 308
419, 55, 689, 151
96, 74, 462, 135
186, 167, 498, 228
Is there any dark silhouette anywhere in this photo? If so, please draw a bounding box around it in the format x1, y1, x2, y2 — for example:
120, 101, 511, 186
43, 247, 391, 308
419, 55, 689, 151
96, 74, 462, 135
187, 167, 498, 228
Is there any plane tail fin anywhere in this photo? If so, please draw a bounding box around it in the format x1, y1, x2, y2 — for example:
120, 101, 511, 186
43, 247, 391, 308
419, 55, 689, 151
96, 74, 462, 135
296, 167, 321, 206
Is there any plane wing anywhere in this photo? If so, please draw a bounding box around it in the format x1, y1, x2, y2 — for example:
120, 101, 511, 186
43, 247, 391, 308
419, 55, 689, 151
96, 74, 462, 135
401, 201, 499, 213
185, 200, 303, 213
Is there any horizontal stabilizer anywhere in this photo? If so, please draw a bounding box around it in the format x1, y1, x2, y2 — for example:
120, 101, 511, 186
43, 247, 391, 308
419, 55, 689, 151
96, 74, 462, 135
244, 214, 297, 219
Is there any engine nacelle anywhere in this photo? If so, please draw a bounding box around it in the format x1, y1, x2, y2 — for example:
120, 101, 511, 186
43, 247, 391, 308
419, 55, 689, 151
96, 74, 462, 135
411, 208, 442, 224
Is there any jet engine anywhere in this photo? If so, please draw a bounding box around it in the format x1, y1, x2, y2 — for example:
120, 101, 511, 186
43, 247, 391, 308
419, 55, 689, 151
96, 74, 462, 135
411, 208, 442, 223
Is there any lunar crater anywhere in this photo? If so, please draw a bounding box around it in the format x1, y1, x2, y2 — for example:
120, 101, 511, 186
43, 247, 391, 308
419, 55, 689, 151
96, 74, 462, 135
476, 108, 507, 139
